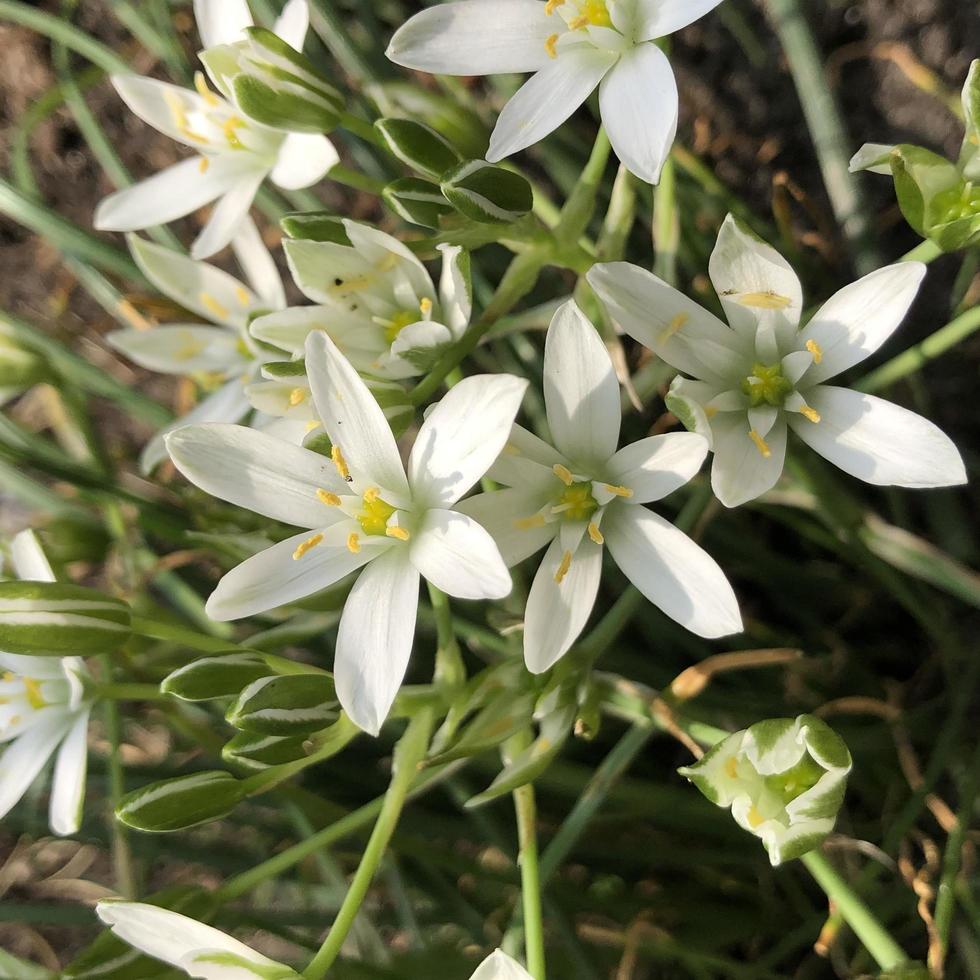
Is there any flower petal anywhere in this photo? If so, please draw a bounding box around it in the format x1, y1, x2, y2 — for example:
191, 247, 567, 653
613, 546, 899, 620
788, 386, 966, 488
799, 262, 927, 384
709, 413, 788, 507
48, 708, 91, 836
11, 529, 55, 583
456, 488, 555, 567
470, 949, 535, 980
191, 170, 266, 260
606, 432, 709, 503
335, 547, 420, 736
408, 374, 527, 507
273, 0, 309, 50
487, 47, 616, 162
598, 43, 678, 184
523, 536, 603, 673
305, 331, 410, 497
437, 244, 472, 337
386, 0, 555, 75
270, 133, 339, 189
848, 142, 896, 175
487, 423, 566, 491
605, 506, 742, 638
110, 75, 229, 149
0, 713, 71, 821
635, 0, 725, 40
231, 217, 286, 310
194, 0, 253, 49
108, 325, 244, 375
166, 422, 347, 527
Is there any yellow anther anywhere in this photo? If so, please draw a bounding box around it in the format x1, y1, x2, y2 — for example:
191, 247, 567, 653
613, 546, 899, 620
603, 483, 633, 498
305, 420, 321, 432
386, 525, 410, 541
223, 115, 246, 149
724, 756, 739, 779
502, 442, 521, 456
164, 89, 189, 129
316, 488, 341, 507
200, 292, 230, 321
748, 430, 772, 458
514, 513, 547, 530
737, 291, 792, 310
419, 297, 433, 318
22, 677, 46, 710
194, 71, 219, 107
292, 533, 323, 560
705, 405, 719, 419
363, 486, 380, 503
545, 0, 564, 12
658, 312, 689, 342
346, 532, 361, 554
553, 463, 574, 486
569, 14, 589, 28
805, 339, 823, 364
331, 446, 352, 482
544, 33, 559, 58
587, 522, 604, 545
199, 157, 211, 173
288, 387, 307, 407
799, 405, 821, 424
554, 549, 573, 584
235, 286, 251, 307
747, 805, 765, 829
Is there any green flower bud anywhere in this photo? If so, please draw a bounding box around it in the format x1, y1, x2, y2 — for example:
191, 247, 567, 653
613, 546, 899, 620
280, 211, 351, 244
162, 652, 273, 702
226, 673, 339, 735
222, 730, 309, 771
375, 118, 462, 180
383, 176, 455, 229
116, 771, 245, 832
680, 715, 852, 866
441, 160, 533, 225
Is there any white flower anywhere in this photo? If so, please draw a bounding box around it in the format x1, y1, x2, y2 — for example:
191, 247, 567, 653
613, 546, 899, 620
588, 215, 967, 508
94, 0, 337, 259
107, 234, 285, 474
166, 332, 525, 734
470, 949, 533, 980
386, 0, 725, 184
96, 901, 299, 980
0, 531, 93, 836
459, 301, 741, 673
251, 221, 471, 382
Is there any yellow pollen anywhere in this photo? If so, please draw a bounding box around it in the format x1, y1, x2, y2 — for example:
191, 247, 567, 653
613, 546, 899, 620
386, 526, 410, 541
805, 339, 824, 363
316, 488, 341, 506
738, 291, 792, 310
200, 292, 230, 320
544, 33, 559, 58
587, 522, 604, 544
553, 463, 574, 486
569, 14, 589, 28
705, 406, 719, 419
363, 486, 380, 503
22, 677, 46, 710
331, 446, 352, 482
194, 71, 219, 107
748, 430, 772, 458
419, 297, 433, 318
198, 157, 211, 173
514, 513, 547, 530
799, 406, 821, 424
292, 533, 323, 560
603, 483, 633, 498
724, 757, 739, 779
545, 0, 564, 12
747, 805, 765, 829
288, 387, 307, 406
223, 115, 246, 149
659, 312, 689, 342
235, 286, 251, 307
554, 550, 573, 584
347, 532, 361, 554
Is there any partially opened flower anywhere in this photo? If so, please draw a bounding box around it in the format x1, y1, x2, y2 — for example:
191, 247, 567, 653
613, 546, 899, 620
167, 332, 525, 734
459, 300, 741, 673
107, 234, 285, 473
0, 531, 93, 836
387, 0, 725, 184
588, 214, 967, 508
95, 0, 337, 259
251, 221, 471, 381
96, 901, 299, 979
679, 715, 852, 866
470, 949, 533, 980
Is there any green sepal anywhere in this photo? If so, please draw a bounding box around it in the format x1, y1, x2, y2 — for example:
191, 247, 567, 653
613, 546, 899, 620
425, 688, 537, 767
261, 359, 308, 380
888, 144, 960, 238
161, 653, 273, 702
226, 672, 339, 735
441, 160, 533, 225
233, 74, 339, 134
116, 771, 245, 832
383, 176, 454, 229
243, 27, 344, 111
223, 730, 309, 771
280, 210, 351, 244
375, 118, 462, 179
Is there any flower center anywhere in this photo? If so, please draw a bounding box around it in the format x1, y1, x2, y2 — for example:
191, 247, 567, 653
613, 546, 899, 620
552, 481, 598, 522
574, 0, 612, 27
0, 673, 47, 710
762, 754, 825, 806
383, 309, 420, 345
932, 181, 980, 223
357, 488, 397, 536
741, 363, 793, 408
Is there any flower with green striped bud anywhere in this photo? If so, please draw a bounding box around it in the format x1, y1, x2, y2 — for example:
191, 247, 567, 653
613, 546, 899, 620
440, 160, 533, 225
679, 715, 852, 866
383, 176, 455, 229
116, 770, 246, 832
375, 117, 462, 180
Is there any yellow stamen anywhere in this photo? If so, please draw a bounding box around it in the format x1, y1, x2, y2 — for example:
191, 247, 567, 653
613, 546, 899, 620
200, 292, 230, 320
587, 522, 604, 545
347, 532, 361, 554
805, 339, 823, 364
198, 157, 211, 173
747, 805, 765, 829
502, 442, 521, 456
705, 405, 719, 419
164, 89, 189, 129
363, 486, 380, 503
724, 757, 739, 779
331, 446, 352, 482
22, 677, 46, 710
223, 115, 246, 149
544, 33, 559, 58
553, 463, 574, 486
419, 297, 433, 318
194, 71, 219, 106
514, 513, 547, 530
603, 483, 633, 498
305, 420, 321, 433
386, 526, 410, 541
554, 550, 573, 584
658, 312, 689, 342
737, 291, 792, 310
288, 387, 307, 406
799, 406, 821, 424
235, 286, 251, 306
316, 489, 341, 507
569, 14, 589, 28
748, 430, 772, 458
292, 533, 323, 560
545, 0, 564, 12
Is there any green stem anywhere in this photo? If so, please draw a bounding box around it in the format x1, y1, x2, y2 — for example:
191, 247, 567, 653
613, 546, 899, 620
513, 766, 546, 980
554, 127, 611, 246
101, 656, 136, 898
900, 238, 944, 263
97, 683, 168, 702
302, 710, 435, 979
653, 153, 679, 285
427, 583, 465, 691
328, 163, 386, 195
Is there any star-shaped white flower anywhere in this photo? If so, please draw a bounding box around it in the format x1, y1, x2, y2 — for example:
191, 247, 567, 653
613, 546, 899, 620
459, 300, 742, 673
386, 0, 725, 184
588, 215, 967, 507
107, 233, 286, 474
0, 531, 93, 836
95, 0, 337, 259
166, 332, 526, 734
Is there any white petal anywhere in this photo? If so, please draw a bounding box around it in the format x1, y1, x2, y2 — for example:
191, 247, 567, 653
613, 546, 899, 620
848, 142, 896, 175
606, 432, 708, 503
191, 170, 266, 260
456, 488, 555, 566
342, 221, 435, 305
487, 48, 616, 162
96, 901, 275, 970
800, 263, 927, 384
604, 506, 742, 638
108, 326, 243, 375
251, 306, 383, 361
11, 529, 55, 582
48, 709, 91, 836
273, 0, 309, 50
194, 0, 253, 49
598, 43, 678, 185
110, 75, 229, 149
0, 714, 71, 821
487, 423, 567, 491
386, 0, 555, 75
305, 331, 410, 497
335, 548, 420, 736
635, 0, 725, 40
789, 386, 967, 488
470, 949, 535, 980
587, 261, 747, 384
231, 217, 286, 310
523, 536, 603, 673
437, 243, 472, 337
166, 422, 347, 527
206, 523, 383, 621
408, 374, 528, 507
709, 413, 788, 508
409, 509, 512, 599
387, 319, 453, 364
271, 133, 339, 189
